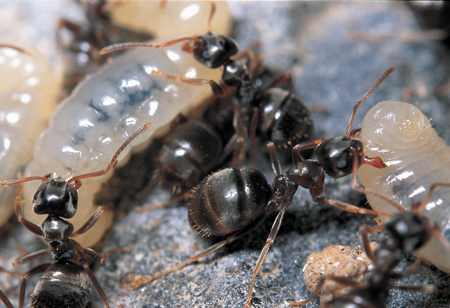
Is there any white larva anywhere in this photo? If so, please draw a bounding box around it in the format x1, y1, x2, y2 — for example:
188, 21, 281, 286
0, 46, 59, 227
110, 1, 231, 39
358, 100, 450, 273
22, 42, 224, 248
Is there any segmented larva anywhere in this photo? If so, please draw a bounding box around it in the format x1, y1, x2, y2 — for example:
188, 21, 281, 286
22, 41, 225, 248
358, 100, 450, 273
0, 46, 58, 227
110, 1, 231, 38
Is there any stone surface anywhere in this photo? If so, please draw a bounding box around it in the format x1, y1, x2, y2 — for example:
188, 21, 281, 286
0, 2, 450, 308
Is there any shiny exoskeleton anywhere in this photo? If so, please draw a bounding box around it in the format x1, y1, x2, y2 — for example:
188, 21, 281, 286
137, 95, 235, 202
120, 139, 385, 308
291, 186, 448, 308
0, 123, 150, 308
292, 67, 396, 186
57, 0, 151, 96
135, 68, 288, 208
100, 4, 314, 153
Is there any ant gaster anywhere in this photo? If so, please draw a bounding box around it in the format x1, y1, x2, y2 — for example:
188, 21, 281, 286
0, 123, 150, 308
291, 183, 450, 308
117, 67, 395, 308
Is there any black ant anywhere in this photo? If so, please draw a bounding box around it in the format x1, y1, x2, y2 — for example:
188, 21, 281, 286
100, 2, 314, 160
117, 68, 395, 308
134, 67, 293, 209
0, 123, 150, 308
291, 183, 450, 308
57, 0, 151, 96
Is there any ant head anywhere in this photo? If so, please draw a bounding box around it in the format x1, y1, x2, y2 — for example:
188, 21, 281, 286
32, 178, 78, 219
315, 136, 363, 178
385, 212, 430, 254
186, 32, 238, 69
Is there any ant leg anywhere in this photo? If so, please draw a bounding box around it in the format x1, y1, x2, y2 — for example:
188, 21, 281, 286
18, 263, 51, 308
245, 207, 288, 308
102, 247, 131, 255
14, 184, 42, 236
290, 275, 363, 307
134, 171, 160, 200
80, 260, 111, 308
391, 284, 437, 293
359, 224, 379, 264
390, 257, 428, 280
72, 240, 107, 264
249, 109, 258, 169
250, 54, 266, 79
70, 206, 106, 237
122, 236, 234, 289
265, 72, 294, 93
435, 78, 450, 96
121, 214, 268, 290
231, 113, 248, 168
414, 183, 450, 215
425, 223, 450, 257
0, 266, 23, 277
267, 142, 282, 175
217, 134, 238, 165
56, 19, 82, 49
0, 290, 13, 308
135, 189, 191, 212
12, 248, 51, 267
348, 149, 404, 213
315, 197, 392, 217
292, 139, 325, 165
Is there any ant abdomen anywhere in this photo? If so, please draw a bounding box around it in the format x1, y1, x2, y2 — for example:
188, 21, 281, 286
159, 120, 224, 190
189, 168, 272, 236
32, 261, 90, 308
257, 88, 314, 150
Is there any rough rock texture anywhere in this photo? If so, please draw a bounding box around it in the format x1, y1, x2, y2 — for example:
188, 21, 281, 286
1, 2, 450, 308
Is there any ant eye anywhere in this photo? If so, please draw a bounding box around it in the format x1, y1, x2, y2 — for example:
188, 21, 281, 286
337, 160, 348, 170
202, 51, 212, 59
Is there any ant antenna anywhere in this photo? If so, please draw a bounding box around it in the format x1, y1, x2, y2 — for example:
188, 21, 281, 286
0, 44, 33, 56
0, 175, 49, 187
207, 1, 216, 33
99, 37, 200, 55
345, 67, 395, 136
68, 122, 151, 184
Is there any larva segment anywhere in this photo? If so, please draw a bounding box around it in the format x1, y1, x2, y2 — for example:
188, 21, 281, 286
110, 1, 231, 39
358, 100, 450, 273
23, 44, 223, 248
0, 47, 59, 227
